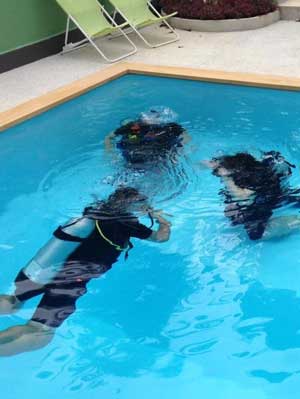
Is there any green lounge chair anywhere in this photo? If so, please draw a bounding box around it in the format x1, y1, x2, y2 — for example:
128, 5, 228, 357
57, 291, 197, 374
108, 0, 179, 48
56, 0, 137, 62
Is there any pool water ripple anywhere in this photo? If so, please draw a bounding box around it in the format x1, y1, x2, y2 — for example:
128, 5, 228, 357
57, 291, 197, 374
1, 75, 300, 399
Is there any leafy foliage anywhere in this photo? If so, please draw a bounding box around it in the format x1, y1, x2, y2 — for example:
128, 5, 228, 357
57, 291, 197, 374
159, 0, 277, 20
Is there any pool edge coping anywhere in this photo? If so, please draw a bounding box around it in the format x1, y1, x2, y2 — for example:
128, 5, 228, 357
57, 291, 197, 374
1, 62, 300, 132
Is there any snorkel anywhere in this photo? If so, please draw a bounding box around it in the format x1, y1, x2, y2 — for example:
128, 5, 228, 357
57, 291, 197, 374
147, 210, 155, 228
130, 197, 155, 228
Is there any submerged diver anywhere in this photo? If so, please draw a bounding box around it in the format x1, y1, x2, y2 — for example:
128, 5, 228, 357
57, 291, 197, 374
205, 151, 300, 240
105, 108, 189, 166
0, 187, 171, 357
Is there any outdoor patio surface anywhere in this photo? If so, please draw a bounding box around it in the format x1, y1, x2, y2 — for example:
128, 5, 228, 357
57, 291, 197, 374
1, 20, 300, 113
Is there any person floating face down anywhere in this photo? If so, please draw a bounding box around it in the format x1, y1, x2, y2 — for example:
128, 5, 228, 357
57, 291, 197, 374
105, 108, 189, 166
0, 187, 171, 357
205, 151, 300, 240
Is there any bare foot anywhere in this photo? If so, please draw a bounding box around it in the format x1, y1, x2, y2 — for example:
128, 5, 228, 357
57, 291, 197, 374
0, 295, 21, 315
263, 215, 300, 240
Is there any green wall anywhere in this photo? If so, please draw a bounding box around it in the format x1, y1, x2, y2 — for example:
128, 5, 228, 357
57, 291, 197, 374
0, 0, 111, 55
0, 0, 66, 54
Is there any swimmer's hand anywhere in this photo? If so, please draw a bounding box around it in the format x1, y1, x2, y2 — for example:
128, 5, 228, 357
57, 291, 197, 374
149, 209, 173, 223
104, 131, 115, 152
182, 130, 191, 145
147, 209, 171, 242
198, 160, 218, 170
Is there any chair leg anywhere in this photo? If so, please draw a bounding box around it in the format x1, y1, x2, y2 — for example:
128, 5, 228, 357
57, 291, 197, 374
88, 33, 137, 63
108, 27, 134, 40
97, 4, 137, 54
130, 22, 179, 48
111, 6, 179, 49
61, 39, 90, 54
61, 16, 137, 63
61, 17, 90, 54
147, 0, 180, 40
64, 17, 70, 46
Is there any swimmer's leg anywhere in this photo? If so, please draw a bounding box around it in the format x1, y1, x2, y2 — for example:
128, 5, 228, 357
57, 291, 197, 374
262, 215, 300, 240
0, 320, 54, 357
0, 270, 45, 315
0, 274, 90, 356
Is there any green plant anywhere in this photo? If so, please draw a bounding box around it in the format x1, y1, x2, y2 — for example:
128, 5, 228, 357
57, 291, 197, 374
159, 0, 278, 20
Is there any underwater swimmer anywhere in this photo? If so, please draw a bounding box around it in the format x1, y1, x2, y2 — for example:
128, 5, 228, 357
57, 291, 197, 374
0, 187, 171, 357
105, 108, 190, 165
203, 152, 300, 240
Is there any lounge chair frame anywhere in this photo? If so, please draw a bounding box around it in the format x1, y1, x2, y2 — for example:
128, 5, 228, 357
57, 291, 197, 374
110, 1, 179, 48
62, 2, 137, 63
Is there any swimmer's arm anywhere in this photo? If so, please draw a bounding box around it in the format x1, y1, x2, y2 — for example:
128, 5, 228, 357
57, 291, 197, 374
222, 177, 255, 200
197, 160, 218, 170
197, 161, 254, 199
104, 131, 115, 152
181, 130, 191, 145
147, 213, 171, 243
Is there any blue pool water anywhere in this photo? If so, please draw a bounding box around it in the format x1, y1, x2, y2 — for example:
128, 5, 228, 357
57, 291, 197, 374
1, 75, 300, 399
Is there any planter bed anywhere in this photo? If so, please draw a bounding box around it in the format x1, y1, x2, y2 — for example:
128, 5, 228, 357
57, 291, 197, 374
166, 9, 280, 32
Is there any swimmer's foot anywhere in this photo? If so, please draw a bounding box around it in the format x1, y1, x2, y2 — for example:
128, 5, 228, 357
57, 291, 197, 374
263, 215, 300, 240
0, 295, 21, 315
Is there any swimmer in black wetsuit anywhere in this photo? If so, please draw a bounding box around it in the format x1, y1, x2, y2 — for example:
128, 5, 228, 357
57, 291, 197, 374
0, 187, 171, 357
203, 152, 300, 240
105, 108, 189, 166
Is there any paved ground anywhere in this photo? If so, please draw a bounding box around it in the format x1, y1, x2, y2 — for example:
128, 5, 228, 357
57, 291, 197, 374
281, 0, 300, 7
1, 20, 300, 113
280, 0, 300, 19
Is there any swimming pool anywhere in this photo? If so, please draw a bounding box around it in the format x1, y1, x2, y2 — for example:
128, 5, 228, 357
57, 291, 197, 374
1, 71, 300, 399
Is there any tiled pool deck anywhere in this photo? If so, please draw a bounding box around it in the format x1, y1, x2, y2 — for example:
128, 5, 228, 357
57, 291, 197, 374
1, 20, 300, 113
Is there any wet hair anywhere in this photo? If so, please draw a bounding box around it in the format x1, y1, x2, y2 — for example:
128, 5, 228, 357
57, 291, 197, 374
213, 152, 278, 190
84, 187, 148, 219
114, 119, 185, 164
106, 187, 148, 211
214, 153, 260, 174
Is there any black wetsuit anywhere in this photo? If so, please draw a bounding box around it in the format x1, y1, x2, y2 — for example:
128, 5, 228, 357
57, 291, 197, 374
114, 121, 185, 164
14, 215, 152, 328
217, 156, 299, 240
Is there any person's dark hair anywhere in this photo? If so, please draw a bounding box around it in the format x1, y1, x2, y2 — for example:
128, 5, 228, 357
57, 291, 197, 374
84, 187, 148, 219
213, 152, 278, 190
114, 118, 185, 164
215, 153, 260, 173
106, 187, 148, 211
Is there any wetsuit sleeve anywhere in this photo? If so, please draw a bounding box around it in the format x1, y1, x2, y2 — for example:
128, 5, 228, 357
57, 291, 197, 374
121, 219, 153, 239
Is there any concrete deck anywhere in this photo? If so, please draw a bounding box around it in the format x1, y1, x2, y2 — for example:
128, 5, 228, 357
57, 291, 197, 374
1, 20, 300, 114
279, 0, 300, 20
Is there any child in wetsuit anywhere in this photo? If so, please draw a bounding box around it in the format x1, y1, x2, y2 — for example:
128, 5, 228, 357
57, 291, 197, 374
105, 108, 187, 166
0, 187, 171, 357
208, 152, 299, 240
